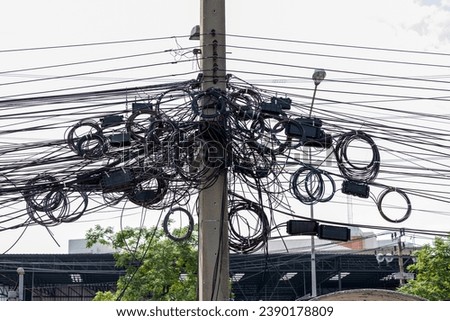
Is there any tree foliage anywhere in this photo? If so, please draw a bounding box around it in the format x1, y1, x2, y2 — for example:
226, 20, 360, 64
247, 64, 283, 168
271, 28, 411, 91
86, 224, 198, 301
398, 236, 450, 301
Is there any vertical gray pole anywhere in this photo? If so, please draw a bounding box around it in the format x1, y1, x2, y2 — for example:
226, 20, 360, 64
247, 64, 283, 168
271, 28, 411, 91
17, 267, 25, 301
198, 0, 229, 301
338, 271, 342, 291
309, 150, 317, 298
398, 236, 405, 285
310, 205, 317, 297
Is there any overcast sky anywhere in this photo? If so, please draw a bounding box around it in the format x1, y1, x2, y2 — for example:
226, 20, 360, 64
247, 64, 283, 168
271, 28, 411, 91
1, 0, 450, 254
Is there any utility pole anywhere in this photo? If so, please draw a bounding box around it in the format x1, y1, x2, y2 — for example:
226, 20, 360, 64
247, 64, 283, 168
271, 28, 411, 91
17, 267, 25, 301
397, 231, 405, 286
198, 0, 229, 300
310, 205, 317, 297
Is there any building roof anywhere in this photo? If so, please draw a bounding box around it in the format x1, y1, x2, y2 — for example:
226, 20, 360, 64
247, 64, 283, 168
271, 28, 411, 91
0, 253, 122, 287
0, 251, 412, 301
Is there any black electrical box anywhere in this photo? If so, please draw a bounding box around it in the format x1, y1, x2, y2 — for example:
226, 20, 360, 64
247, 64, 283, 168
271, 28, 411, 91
286, 220, 318, 235
285, 117, 332, 148
76, 172, 102, 190
260, 97, 292, 114
304, 132, 333, 149
101, 115, 123, 128
131, 190, 160, 205
272, 97, 291, 110
260, 101, 282, 114
109, 133, 131, 147
342, 180, 370, 198
101, 169, 134, 192
301, 117, 323, 138
132, 102, 153, 113
318, 225, 351, 242
286, 117, 322, 139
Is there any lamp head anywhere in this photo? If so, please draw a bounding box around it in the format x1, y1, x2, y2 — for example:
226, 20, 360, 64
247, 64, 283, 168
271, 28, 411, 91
189, 25, 200, 41
312, 69, 326, 86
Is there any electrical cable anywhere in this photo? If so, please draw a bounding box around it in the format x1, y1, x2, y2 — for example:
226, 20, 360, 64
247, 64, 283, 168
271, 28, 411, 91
1, 68, 450, 260
223, 33, 450, 57
0, 35, 191, 53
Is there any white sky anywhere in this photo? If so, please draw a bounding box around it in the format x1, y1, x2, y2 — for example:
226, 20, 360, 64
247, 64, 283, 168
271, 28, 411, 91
1, 0, 450, 254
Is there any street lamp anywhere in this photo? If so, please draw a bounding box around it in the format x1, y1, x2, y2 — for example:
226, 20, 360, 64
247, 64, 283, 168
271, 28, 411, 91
309, 69, 326, 117
17, 267, 25, 301
308, 69, 325, 297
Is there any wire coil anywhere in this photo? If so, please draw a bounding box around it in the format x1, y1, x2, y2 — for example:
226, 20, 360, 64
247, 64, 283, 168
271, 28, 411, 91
228, 201, 270, 254
377, 187, 411, 223
334, 130, 380, 183
290, 166, 336, 205
162, 207, 194, 241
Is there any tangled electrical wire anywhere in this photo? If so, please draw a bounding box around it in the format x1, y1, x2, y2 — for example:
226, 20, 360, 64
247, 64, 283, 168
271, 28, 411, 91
0, 74, 416, 253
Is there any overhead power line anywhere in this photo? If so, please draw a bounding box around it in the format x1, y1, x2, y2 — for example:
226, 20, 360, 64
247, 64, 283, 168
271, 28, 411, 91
0, 35, 190, 53
224, 33, 450, 57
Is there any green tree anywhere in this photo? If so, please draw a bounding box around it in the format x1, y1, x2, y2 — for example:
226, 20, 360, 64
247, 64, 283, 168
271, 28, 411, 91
86, 224, 198, 301
398, 236, 450, 300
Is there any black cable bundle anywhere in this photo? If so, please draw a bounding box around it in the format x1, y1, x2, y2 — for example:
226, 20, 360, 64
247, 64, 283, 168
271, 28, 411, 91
228, 201, 270, 254
334, 130, 380, 183
290, 166, 336, 205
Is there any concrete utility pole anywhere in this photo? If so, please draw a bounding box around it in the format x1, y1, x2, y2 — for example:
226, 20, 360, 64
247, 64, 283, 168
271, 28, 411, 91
17, 267, 25, 301
198, 0, 229, 300
397, 233, 405, 286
